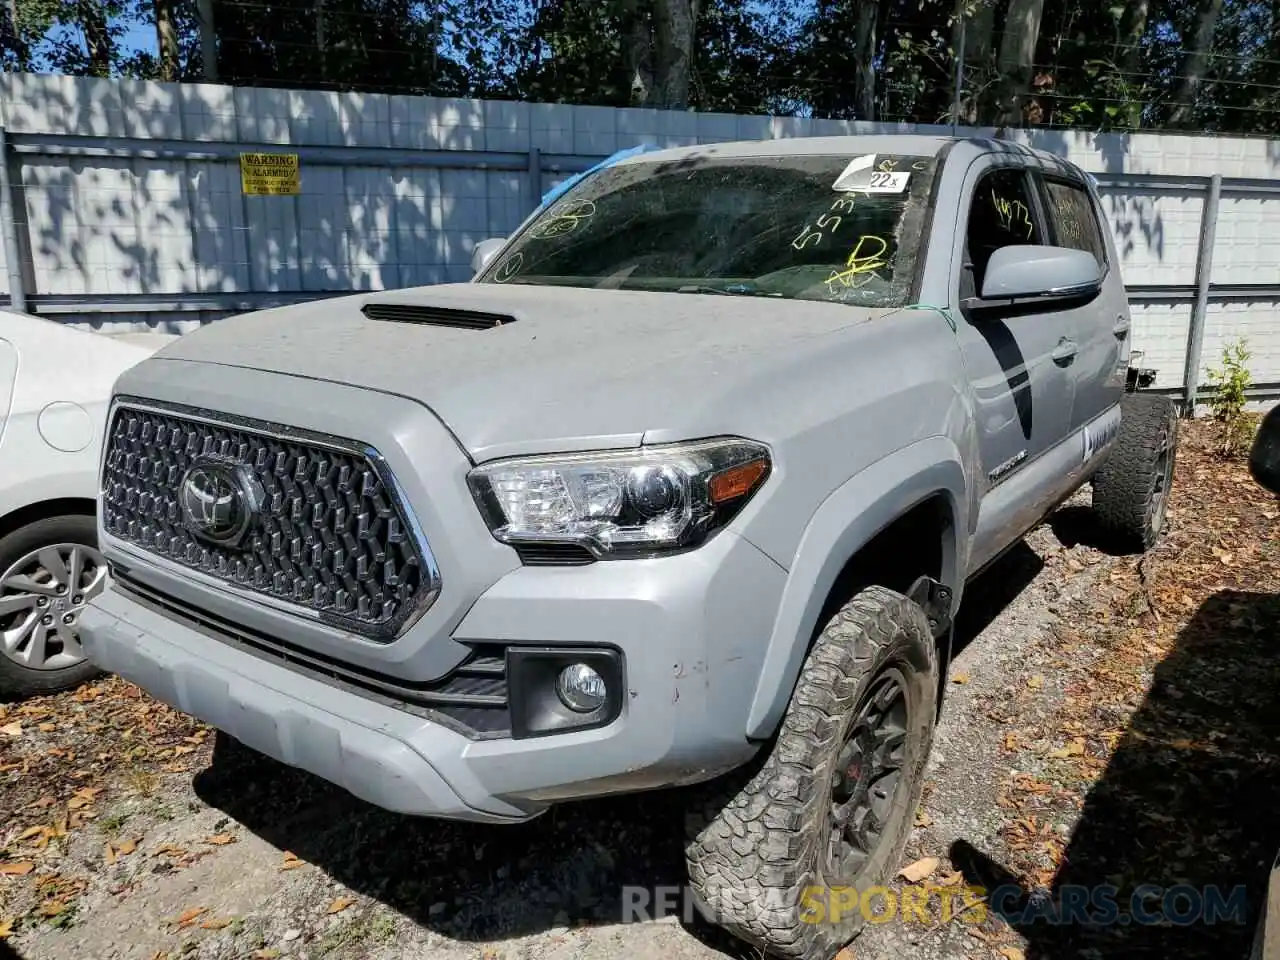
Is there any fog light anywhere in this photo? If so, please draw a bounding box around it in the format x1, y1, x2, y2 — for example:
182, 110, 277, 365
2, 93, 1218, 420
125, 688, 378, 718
556, 663, 607, 713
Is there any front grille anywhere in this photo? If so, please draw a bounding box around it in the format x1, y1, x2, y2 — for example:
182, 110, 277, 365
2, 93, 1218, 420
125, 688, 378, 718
113, 571, 511, 738
101, 399, 435, 640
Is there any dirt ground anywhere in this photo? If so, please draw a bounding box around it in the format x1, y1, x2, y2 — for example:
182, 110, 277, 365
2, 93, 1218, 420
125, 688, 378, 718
3, 419, 1279, 960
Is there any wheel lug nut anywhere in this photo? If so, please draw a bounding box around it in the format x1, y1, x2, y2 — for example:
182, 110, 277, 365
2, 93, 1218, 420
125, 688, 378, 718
41, 614, 53, 625
55, 585, 67, 595
72, 595, 83, 605
62, 613, 75, 625
37, 597, 48, 607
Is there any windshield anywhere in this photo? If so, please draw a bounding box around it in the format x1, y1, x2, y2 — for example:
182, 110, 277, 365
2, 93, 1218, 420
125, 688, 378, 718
476, 151, 940, 308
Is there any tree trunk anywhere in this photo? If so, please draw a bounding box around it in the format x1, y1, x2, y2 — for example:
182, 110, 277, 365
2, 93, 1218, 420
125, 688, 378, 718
196, 0, 218, 81
316, 0, 328, 82
1, 0, 23, 65
1117, 0, 1149, 126
993, 0, 1046, 128
1169, 0, 1224, 128
652, 0, 699, 109
852, 0, 879, 119
78, 0, 112, 77
954, 0, 997, 124
614, 0, 653, 106
154, 0, 179, 81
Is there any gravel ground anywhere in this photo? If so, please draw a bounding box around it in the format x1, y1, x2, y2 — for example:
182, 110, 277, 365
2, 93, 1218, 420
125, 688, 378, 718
4, 420, 1278, 960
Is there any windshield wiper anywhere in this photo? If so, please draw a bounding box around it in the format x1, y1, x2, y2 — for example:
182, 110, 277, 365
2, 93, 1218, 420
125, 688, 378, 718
673, 283, 779, 298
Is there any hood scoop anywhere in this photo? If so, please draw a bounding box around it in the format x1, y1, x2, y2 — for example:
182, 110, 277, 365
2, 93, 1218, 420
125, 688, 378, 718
361, 302, 517, 330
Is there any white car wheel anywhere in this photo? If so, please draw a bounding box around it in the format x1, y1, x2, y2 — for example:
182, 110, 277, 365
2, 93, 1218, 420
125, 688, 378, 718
0, 515, 106, 698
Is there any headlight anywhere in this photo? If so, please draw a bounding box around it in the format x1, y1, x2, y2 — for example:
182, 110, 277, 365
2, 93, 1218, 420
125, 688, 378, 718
467, 437, 771, 559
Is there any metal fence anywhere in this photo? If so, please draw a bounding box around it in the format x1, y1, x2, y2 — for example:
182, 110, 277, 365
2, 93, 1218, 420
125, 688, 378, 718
2, 73, 1280, 409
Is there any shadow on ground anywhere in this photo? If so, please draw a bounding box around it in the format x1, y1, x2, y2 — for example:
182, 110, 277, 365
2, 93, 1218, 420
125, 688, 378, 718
950, 589, 1280, 959
190, 531, 1056, 947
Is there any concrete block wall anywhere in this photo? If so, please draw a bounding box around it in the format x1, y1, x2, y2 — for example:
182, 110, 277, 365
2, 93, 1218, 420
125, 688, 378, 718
2, 73, 1280, 388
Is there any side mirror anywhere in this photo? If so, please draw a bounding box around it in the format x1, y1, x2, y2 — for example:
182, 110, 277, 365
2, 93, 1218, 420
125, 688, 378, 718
471, 238, 507, 277
966, 245, 1102, 318
1249, 404, 1280, 495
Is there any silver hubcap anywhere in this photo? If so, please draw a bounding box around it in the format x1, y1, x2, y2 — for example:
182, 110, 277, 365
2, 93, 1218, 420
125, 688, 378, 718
0, 543, 106, 671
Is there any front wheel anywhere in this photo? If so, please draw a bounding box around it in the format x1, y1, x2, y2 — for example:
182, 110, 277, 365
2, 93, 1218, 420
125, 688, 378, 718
0, 515, 107, 699
685, 585, 939, 960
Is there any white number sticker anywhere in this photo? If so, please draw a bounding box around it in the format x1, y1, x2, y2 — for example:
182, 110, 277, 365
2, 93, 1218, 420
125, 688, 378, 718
863, 171, 911, 193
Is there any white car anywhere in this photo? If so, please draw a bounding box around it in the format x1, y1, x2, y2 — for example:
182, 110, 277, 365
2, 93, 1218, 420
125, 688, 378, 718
0, 309, 176, 697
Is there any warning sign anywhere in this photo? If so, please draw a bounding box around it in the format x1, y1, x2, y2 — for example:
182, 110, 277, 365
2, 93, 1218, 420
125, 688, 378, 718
239, 152, 300, 195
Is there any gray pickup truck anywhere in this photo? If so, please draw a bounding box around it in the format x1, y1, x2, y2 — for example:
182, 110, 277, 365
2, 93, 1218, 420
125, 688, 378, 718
80, 135, 1177, 960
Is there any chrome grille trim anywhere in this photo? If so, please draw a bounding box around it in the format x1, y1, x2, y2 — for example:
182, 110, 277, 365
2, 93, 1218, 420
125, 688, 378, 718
99, 397, 442, 641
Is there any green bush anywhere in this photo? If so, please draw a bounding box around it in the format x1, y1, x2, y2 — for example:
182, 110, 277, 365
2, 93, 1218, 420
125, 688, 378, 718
1206, 338, 1253, 458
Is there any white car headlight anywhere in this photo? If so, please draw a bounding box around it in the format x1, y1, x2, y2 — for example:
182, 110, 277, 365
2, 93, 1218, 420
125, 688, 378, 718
467, 438, 771, 559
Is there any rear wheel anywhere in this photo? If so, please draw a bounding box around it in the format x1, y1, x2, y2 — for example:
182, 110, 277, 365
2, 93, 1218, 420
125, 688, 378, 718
1092, 394, 1179, 553
685, 586, 938, 959
0, 515, 106, 699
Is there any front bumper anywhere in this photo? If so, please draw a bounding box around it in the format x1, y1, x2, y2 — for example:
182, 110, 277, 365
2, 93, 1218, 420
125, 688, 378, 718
79, 526, 784, 822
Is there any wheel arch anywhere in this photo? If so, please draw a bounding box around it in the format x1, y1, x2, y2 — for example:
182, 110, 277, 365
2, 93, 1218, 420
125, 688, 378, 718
744, 436, 969, 740
0, 498, 98, 545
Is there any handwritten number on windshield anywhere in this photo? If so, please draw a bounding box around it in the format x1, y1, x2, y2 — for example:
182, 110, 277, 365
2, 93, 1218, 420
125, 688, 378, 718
792, 197, 865, 250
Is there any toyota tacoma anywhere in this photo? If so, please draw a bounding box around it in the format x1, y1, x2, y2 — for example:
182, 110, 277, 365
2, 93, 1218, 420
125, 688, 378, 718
79, 135, 1178, 959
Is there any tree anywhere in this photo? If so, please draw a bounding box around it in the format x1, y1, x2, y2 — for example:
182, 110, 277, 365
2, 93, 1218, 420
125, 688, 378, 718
154, 0, 178, 80
1169, 0, 1225, 127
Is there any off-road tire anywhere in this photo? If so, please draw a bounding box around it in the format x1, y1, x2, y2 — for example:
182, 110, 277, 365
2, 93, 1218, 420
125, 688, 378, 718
1092, 393, 1179, 553
685, 585, 939, 960
0, 515, 104, 700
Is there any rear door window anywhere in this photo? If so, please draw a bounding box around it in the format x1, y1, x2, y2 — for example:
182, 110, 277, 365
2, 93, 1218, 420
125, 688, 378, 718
1042, 178, 1108, 267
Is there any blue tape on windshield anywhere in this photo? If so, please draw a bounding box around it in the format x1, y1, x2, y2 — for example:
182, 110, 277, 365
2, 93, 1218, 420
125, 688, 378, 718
539, 143, 663, 209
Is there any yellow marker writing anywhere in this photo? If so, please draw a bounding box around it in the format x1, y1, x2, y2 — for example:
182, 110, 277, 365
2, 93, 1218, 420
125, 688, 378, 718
826, 234, 890, 291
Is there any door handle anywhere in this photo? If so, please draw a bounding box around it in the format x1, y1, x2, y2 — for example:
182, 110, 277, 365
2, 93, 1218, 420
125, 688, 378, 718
1113, 316, 1131, 339
1052, 337, 1078, 364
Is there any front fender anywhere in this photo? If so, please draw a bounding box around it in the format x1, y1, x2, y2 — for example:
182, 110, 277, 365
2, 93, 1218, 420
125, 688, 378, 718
743, 435, 970, 739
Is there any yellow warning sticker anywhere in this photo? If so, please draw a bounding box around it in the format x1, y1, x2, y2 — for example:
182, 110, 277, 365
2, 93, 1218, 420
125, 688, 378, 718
239, 152, 300, 195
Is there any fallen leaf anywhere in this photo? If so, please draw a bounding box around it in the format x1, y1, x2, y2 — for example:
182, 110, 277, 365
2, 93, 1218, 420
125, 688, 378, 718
1004, 732, 1018, 751
104, 843, 117, 865
998, 948, 1027, 960
153, 844, 187, 858
951, 672, 970, 685
38, 900, 67, 917
0, 862, 35, 876
170, 906, 208, 928
834, 949, 857, 960
1049, 738, 1086, 759
0, 721, 21, 737
200, 917, 233, 930
280, 852, 305, 871
252, 951, 281, 960
898, 856, 940, 883
203, 834, 236, 846
914, 809, 933, 827
1026, 675, 1044, 690
16, 825, 45, 841
116, 838, 137, 856
0, 919, 13, 939
67, 787, 103, 811
38, 723, 55, 733
327, 896, 355, 914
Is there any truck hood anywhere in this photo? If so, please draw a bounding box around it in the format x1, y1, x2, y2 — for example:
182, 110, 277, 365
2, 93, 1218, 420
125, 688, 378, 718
152, 284, 889, 460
